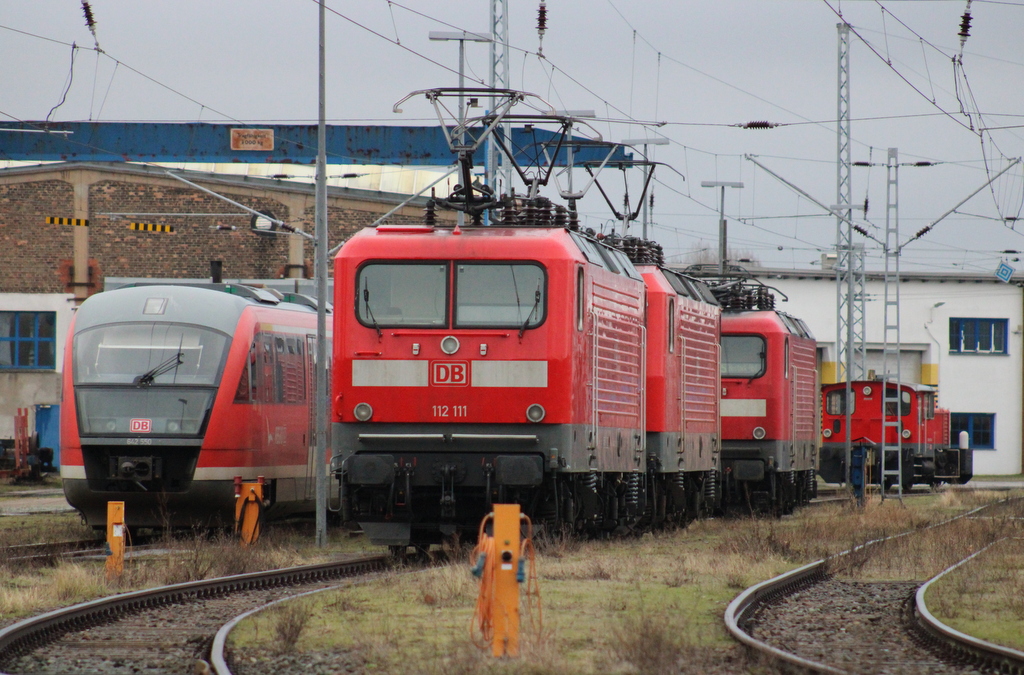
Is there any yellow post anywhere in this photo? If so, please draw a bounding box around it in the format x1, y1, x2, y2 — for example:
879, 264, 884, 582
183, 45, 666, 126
234, 477, 265, 547
491, 503, 521, 657
105, 501, 125, 580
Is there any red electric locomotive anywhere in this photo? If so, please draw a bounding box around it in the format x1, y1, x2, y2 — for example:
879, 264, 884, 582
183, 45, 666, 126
331, 217, 655, 546
61, 284, 325, 530
708, 280, 818, 513
636, 253, 722, 522
819, 380, 973, 489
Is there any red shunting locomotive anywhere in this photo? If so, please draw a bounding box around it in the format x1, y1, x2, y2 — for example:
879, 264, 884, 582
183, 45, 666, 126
819, 380, 973, 489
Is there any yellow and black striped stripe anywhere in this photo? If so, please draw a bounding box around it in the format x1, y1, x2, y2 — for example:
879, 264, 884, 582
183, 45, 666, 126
129, 222, 175, 234
46, 217, 89, 227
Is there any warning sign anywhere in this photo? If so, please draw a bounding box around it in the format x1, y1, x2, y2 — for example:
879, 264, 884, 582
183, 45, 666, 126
230, 128, 274, 151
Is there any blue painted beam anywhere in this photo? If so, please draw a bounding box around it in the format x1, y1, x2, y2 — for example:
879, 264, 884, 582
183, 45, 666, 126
0, 122, 631, 167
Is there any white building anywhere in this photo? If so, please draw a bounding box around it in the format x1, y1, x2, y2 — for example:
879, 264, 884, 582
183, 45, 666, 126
751, 268, 1023, 476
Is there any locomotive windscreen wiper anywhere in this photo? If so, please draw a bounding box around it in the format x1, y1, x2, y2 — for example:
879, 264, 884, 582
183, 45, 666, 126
363, 284, 383, 339
518, 283, 542, 339
134, 351, 184, 386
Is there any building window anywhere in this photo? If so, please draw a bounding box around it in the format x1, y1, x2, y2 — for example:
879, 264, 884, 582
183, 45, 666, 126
950, 413, 994, 450
0, 311, 56, 369
949, 318, 1007, 354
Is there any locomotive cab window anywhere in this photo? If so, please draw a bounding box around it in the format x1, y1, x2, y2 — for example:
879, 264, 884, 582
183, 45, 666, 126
455, 263, 546, 329
884, 388, 912, 417
721, 335, 766, 378
825, 389, 855, 415
923, 392, 936, 420
356, 262, 448, 328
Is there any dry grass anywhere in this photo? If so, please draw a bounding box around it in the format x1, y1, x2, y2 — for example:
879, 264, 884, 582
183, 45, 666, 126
927, 535, 1024, 651
226, 489, 1022, 674
0, 518, 378, 625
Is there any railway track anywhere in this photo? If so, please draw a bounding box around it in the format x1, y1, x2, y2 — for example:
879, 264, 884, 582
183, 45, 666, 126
725, 498, 1024, 674
0, 554, 389, 674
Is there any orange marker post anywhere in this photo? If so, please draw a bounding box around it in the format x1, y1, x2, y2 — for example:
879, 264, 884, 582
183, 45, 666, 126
105, 501, 125, 580
234, 477, 265, 547
491, 503, 521, 657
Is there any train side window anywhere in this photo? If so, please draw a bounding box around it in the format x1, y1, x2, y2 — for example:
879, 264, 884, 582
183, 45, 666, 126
825, 389, 854, 415
721, 335, 766, 378
356, 262, 448, 328
784, 337, 790, 379
233, 350, 252, 403
884, 388, 912, 417
924, 392, 935, 419
576, 268, 585, 331
668, 298, 675, 353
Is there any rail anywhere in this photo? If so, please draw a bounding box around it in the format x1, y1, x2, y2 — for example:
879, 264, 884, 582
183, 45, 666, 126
724, 498, 1019, 673
915, 538, 1024, 675
0, 554, 387, 672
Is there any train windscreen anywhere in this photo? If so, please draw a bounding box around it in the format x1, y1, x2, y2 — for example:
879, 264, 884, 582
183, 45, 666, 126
356, 262, 447, 328
74, 323, 230, 386
75, 388, 215, 436
455, 263, 546, 328
72, 322, 230, 437
721, 335, 766, 378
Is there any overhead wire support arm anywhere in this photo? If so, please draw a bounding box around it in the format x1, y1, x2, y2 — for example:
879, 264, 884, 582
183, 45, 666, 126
163, 171, 314, 242
744, 154, 863, 232
897, 157, 1022, 252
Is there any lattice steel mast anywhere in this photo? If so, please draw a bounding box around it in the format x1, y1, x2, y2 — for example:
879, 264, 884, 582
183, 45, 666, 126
836, 22, 867, 486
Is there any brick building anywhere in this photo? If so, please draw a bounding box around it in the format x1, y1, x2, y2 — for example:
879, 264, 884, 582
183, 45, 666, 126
0, 161, 447, 459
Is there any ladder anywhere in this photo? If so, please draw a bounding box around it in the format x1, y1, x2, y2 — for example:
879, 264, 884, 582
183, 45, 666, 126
881, 148, 903, 502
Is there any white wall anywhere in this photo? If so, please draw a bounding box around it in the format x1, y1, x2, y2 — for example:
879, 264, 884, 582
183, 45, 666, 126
760, 274, 1023, 476
0, 294, 74, 439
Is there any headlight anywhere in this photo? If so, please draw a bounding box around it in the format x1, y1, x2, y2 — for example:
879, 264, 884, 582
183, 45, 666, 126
167, 421, 180, 433
440, 335, 460, 355
354, 402, 373, 422
526, 404, 546, 423
823, 428, 832, 438
752, 426, 766, 440
901, 428, 911, 439
862, 386, 872, 396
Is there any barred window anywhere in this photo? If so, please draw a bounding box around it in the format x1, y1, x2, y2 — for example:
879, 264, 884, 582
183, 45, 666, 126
949, 318, 1007, 354
0, 312, 56, 369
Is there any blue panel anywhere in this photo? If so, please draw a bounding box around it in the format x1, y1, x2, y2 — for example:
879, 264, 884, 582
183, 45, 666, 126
34, 404, 60, 468
0, 122, 630, 167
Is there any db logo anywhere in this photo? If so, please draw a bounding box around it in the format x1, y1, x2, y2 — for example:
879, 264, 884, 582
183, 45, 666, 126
431, 361, 468, 386
130, 418, 152, 433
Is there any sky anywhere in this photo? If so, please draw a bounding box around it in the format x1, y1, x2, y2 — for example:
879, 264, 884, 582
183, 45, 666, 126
2, 0, 1024, 275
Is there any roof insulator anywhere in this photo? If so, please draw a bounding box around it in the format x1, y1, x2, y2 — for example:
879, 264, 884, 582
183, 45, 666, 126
958, 1, 973, 52
81, 1, 96, 31
537, 1, 547, 56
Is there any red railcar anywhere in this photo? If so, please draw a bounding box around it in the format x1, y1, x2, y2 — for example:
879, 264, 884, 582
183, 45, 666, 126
819, 380, 973, 488
331, 220, 724, 546
61, 284, 325, 529
718, 303, 819, 513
